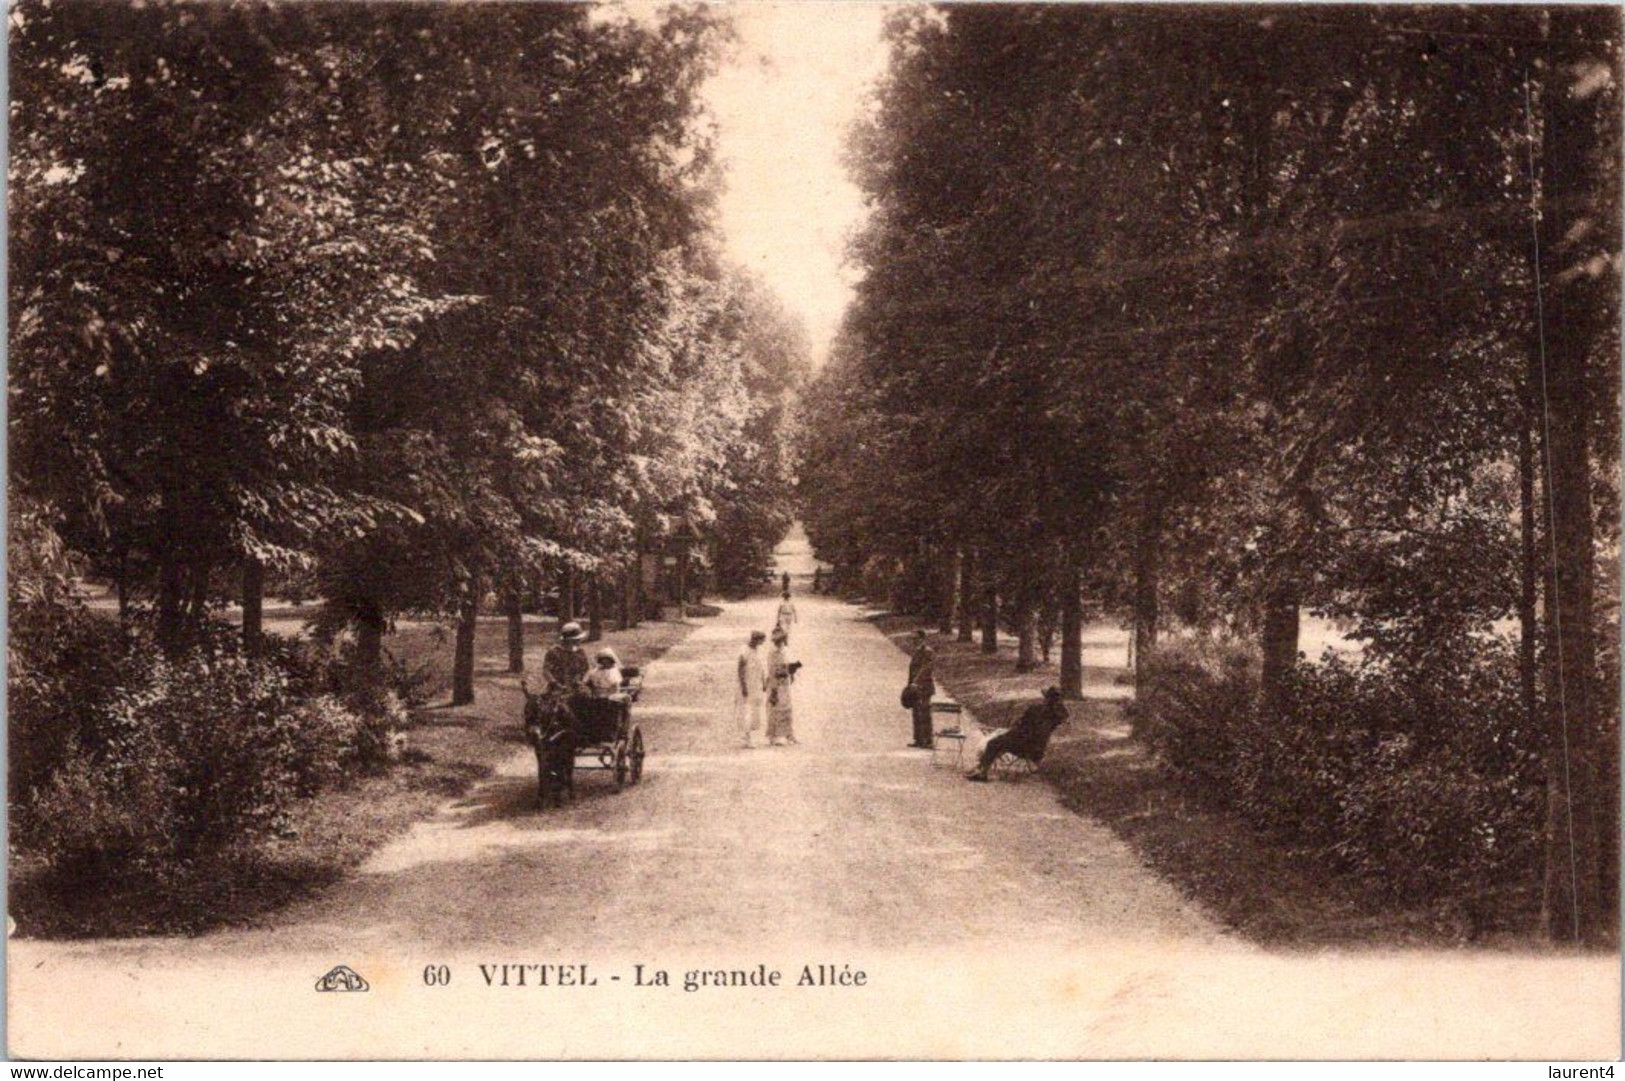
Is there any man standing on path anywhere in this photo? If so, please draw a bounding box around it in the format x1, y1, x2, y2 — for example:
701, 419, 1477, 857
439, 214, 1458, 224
906, 629, 935, 749
735, 630, 768, 748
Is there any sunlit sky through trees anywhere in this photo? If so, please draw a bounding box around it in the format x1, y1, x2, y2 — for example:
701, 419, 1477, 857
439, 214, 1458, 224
701, 3, 889, 366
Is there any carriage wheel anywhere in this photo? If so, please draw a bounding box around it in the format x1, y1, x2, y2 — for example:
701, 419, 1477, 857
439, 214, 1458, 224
629, 726, 645, 784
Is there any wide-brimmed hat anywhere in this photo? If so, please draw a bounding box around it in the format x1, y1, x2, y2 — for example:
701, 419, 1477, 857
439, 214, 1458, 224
1043, 686, 1064, 702
771, 627, 788, 642
560, 621, 585, 643
749, 630, 767, 643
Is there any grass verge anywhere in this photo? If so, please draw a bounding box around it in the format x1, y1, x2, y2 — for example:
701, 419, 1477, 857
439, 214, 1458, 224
870, 610, 1535, 949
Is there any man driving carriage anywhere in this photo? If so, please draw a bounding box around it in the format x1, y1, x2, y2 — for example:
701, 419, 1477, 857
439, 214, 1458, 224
529, 622, 627, 739
523, 622, 642, 806
542, 621, 591, 693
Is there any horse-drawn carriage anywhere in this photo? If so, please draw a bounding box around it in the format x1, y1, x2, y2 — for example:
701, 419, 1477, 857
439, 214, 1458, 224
522, 666, 646, 808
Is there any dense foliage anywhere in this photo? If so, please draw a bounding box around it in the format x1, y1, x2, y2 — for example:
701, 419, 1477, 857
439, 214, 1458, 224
10, 2, 806, 881
802, 5, 1619, 941
11, 591, 406, 874
1131, 638, 1545, 910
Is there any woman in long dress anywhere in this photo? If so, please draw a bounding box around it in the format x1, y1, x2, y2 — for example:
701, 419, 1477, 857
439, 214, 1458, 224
775, 590, 798, 632
734, 631, 768, 748
765, 627, 797, 746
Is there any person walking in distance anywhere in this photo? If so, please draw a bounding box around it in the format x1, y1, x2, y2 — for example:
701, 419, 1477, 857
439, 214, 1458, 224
775, 589, 798, 634
906, 629, 935, 749
735, 630, 768, 748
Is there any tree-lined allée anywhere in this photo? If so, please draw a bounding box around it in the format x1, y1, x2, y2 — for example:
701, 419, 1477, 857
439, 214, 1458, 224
799, 6, 1618, 944
9, 3, 805, 898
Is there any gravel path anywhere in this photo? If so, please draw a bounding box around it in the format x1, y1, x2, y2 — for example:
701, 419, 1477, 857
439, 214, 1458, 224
173, 526, 1220, 955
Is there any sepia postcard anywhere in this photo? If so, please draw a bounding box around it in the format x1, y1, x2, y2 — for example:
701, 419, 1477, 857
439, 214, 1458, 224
6, 0, 1621, 1060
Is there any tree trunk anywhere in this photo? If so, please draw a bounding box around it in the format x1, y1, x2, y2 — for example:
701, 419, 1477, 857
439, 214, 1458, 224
957, 550, 977, 642
505, 588, 525, 673
1518, 384, 1540, 740
1015, 596, 1036, 672
355, 601, 385, 675
587, 575, 604, 641
979, 580, 998, 655
1132, 504, 1162, 690
1531, 34, 1614, 944
115, 548, 130, 624
1238, 75, 1299, 717
939, 549, 958, 635
1259, 585, 1299, 713
451, 594, 478, 706
675, 550, 689, 619
1533, 313, 1606, 942
1059, 559, 1083, 699
156, 553, 184, 654
241, 556, 264, 658
625, 563, 642, 628
562, 568, 578, 623
890, 556, 911, 615
186, 563, 209, 623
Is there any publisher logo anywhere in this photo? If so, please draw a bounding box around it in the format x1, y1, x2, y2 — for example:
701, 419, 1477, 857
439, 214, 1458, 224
315, 965, 370, 992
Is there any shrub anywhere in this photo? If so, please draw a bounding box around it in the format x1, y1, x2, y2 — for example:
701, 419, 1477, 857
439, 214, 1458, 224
338, 681, 410, 772
1133, 634, 1544, 906
10, 606, 402, 877
26, 736, 179, 875
1126, 635, 1258, 792
8, 598, 154, 821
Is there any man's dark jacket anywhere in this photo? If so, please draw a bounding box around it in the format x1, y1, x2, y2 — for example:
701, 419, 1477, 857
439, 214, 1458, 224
907, 644, 935, 697
1001, 699, 1068, 762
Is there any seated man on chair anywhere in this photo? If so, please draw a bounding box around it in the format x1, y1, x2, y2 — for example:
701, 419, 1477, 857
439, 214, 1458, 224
967, 686, 1068, 782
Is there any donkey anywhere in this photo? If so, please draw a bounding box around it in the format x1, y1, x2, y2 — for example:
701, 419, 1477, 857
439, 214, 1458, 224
520, 680, 577, 808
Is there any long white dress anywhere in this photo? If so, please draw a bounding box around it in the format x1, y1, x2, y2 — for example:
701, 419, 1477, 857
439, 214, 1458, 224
734, 645, 767, 739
